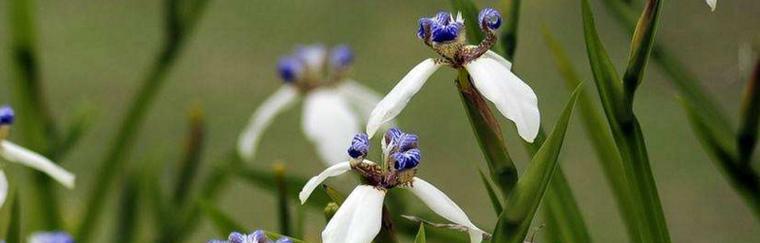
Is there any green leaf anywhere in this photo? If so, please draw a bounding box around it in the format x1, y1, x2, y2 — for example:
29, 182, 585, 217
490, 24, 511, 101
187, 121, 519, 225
199, 201, 246, 236
414, 223, 426, 243
172, 107, 206, 206
737, 60, 760, 165
499, 0, 521, 60
542, 26, 638, 241
621, 0, 662, 100
491, 84, 580, 243
542, 170, 592, 243
477, 169, 503, 214
115, 172, 140, 243
581, 1, 671, 241
448, 0, 484, 43
6, 194, 21, 243
273, 163, 292, 236
56, 102, 97, 159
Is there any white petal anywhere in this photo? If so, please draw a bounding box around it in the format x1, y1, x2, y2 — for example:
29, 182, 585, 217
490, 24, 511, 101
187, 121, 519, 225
322, 185, 386, 243
302, 88, 360, 165
706, 0, 717, 11
366, 59, 442, 138
0, 141, 75, 189
238, 86, 300, 162
405, 177, 486, 243
298, 161, 351, 204
465, 51, 540, 142
0, 170, 7, 208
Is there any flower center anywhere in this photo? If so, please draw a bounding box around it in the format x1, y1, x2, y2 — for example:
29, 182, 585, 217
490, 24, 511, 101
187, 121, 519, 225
416, 8, 503, 68
347, 128, 421, 188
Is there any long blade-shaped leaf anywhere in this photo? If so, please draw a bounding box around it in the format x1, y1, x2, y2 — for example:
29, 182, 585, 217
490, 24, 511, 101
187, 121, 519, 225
492, 85, 580, 243
7, 194, 21, 243
737, 60, 760, 165
478, 170, 504, 214
621, 0, 662, 100
581, 1, 671, 241
414, 224, 426, 243
499, 0, 521, 60
115, 172, 140, 243
542, 26, 638, 241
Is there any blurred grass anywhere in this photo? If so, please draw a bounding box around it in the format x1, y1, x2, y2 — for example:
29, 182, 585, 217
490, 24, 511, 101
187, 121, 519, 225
0, 0, 759, 242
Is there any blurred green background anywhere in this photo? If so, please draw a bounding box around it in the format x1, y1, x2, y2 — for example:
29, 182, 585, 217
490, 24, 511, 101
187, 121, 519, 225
1, 0, 759, 242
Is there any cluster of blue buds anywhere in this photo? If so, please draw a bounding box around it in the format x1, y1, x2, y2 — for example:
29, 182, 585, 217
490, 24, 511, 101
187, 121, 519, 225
208, 230, 292, 243
276, 44, 355, 86
0, 105, 14, 126
385, 128, 421, 171
417, 11, 464, 43
28, 231, 74, 243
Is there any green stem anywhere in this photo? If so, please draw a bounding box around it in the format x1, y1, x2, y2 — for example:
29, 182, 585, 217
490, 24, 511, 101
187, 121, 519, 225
455, 69, 518, 196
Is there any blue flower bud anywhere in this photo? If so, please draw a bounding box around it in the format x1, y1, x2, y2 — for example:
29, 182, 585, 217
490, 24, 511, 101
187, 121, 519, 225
417, 17, 435, 39
396, 133, 418, 151
393, 148, 421, 171
384, 128, 403, 144
0, 105, 14, 125
330, 45, 354, 70
295, 44, 327, 71
227, 232, 246, 243
433, 11, 452, 25
277, 56, 303, 83
431, 23, 460, 42
28, 231, 74, 243
348, 133, 370, 159
478, 8, 501, 30
248, 230, 269, 242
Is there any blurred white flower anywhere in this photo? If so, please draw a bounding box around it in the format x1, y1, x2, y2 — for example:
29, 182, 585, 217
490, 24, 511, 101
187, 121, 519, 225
299, 128, 486, 243
0, 106, 75, 208
706, 0, 717, 11
366, 9, 540, 142
237, 44, 391, 166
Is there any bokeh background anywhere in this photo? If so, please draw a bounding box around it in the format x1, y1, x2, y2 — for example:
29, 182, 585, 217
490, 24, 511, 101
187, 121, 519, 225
1, 0, 759, 242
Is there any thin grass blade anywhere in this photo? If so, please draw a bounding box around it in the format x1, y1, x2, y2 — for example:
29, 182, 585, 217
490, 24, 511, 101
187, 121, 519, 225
414, 223, 426, 243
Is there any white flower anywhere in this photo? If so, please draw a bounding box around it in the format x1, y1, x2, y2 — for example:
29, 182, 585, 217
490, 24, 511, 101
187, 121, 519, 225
299, 128, 486, 243
0, 106, 75, 208
237, 44, 391, 166
366, 9, 540, 142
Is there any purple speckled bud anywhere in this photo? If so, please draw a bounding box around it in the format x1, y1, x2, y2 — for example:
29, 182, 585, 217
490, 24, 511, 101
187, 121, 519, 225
478, 8, 501, 30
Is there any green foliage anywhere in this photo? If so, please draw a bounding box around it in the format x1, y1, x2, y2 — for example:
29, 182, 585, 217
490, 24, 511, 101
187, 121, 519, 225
477, 170, 504, 214
115, 172, 140, 243
580, 0, 671, 241
6, 194, 21, 243
414, 223, 426, 243
492, 84, 580, 243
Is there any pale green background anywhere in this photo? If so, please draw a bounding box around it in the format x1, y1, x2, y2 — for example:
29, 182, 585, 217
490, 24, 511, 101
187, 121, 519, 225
1, 0, 759, 242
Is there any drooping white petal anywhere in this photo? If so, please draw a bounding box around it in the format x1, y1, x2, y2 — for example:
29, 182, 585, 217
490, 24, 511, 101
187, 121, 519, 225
0, 141, 75, 189
237, 86, 300, 162
465, 50, 540, 142
302, 88, 360, 165
706, 0, 717, 11
299, 161, 351, 204
366, 59, 442, 138
0, 170, 7, 208
405, 177, 486, 243
322, 185, 386, 243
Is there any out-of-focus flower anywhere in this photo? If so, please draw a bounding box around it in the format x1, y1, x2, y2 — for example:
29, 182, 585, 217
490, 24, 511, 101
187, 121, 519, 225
28, 231, 74, 243
0, 105, 75, 208
366, 8, 540, 142
706, 0, 717, 11
299, 128, 486, 243
238, 44, 392, 166
208, 230, 292, 243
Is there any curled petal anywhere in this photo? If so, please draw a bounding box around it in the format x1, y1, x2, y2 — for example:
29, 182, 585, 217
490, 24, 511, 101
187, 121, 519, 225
302, 88, 360, 165
322, 185, 386, 243
299, 161, 351, 204
0, 141, 75, 189
0, 170, 6, 208
366, 59, 442, 138
464, 51, 540, 142
238, 86, 300, 162
405, 177, 486, 243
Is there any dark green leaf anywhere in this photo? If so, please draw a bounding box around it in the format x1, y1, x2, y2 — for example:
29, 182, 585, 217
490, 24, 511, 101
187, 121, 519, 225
621, 0, 662, 100
273, 163, 292, 236
172, 107, 206, 206
414, 223, 426, 243
477, 169, 503, 214
541, 170, 592, 243
115, 172, 140, 243
737, 60, 760, 165
499, 0, 521, 60
6, 194, 21, 243
492, 84, 580, 243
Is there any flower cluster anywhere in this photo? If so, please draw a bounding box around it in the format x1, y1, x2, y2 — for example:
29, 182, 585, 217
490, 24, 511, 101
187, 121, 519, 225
0, 105, 75, 208
300, 127, 485, 243
208, 230, 291, 243
238, 44, 390, 166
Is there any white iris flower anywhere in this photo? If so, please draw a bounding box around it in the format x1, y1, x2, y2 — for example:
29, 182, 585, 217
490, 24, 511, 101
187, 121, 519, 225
366, 8, 540, 142
299, 128, 486, 243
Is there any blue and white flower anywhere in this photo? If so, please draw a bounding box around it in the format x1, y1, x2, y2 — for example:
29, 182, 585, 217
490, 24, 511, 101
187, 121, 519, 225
238, 44, 391, 165
299, 128, 486, 243
0, 106, 75, 208
28, 231, 74, 243
208, 230, 292, 243
366, 8, 540, 142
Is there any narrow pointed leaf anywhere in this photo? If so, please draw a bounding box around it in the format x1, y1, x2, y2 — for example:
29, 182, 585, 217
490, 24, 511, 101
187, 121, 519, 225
543, 26, 638, 241
492, 84, 580, 243
478, 169, 503, 214
542, 171, 592, 243
621, 0, 662, 99
414, 223, 426, 243
7, 194, 21, 243
448, 0, 484, 43
172, 107, 206, 206
737, 60, 760, 165
115, 172, 140, 243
